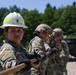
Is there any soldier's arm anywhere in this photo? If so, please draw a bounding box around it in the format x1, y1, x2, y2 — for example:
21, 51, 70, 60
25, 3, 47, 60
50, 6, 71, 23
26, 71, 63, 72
64, 41, 69, 61
61, 40, 69, 62
0, 46, 17, 69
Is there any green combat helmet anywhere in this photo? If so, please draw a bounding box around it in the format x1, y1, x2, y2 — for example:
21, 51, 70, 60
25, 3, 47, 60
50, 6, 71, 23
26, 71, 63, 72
35, 24, 52, 34
53, 28, 63, 39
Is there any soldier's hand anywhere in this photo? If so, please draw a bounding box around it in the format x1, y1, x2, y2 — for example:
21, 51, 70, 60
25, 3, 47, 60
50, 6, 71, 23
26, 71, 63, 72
51, 47, 58, 54
29, 52, 41, 59
16, 59, 31, 71
29, 52, 42, 68
29, 52, 41, 64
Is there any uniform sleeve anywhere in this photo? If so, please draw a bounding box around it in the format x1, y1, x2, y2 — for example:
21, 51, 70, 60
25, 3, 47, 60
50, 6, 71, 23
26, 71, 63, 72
28, 37, 45, 56
0, 44, 17, 69
60, 40, 69, 62
44, 42, 51, 51
44, 42, 53, 55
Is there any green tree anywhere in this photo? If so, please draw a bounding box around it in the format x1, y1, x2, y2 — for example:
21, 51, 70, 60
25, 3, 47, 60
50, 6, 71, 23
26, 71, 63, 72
21, 9, 41, 46
52, 7, 64, 28
0, 8, 9, 44
42, 3, 56, 26
9, 5, 21, 13
0, 8, 9, 26
53, 5, 76, 37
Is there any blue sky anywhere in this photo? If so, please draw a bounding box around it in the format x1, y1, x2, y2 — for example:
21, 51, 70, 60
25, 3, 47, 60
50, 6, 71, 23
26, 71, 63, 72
0, 0, 76, 13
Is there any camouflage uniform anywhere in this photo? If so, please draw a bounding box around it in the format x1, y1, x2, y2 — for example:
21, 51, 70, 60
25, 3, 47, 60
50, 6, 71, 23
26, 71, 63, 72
46, 28, 69, 75
46, 35, 58, 75
28, 24, 52, 75
0, 12, 32, 75
28, 36, 49, 75
0, 39, 31, 75
55, 40, 69, 75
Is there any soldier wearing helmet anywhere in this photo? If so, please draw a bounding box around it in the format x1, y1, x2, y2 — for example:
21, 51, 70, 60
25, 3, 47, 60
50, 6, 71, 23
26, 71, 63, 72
53, 28, 63, 42
46, 28, 69, 75
28, 24, 52, 75
0, 12, 40, 75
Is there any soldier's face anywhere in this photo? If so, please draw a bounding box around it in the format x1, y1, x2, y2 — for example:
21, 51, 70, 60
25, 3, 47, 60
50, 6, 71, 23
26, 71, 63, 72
45, 33, 50, 43
5, 27, 24, 45
52, 32, 60, 42
40, 31, 50, 43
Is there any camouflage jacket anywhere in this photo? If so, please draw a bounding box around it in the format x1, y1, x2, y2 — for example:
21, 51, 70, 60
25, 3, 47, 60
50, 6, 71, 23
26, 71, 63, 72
0, 39, 31, 75
48, 36, 69, 75
28, 36, 50, 69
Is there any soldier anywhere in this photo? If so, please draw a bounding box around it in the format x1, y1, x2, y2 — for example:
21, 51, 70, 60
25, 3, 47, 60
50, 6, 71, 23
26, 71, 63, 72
28, 24, 52, 75
0, 12, 40, 75
46, 28, 69, 75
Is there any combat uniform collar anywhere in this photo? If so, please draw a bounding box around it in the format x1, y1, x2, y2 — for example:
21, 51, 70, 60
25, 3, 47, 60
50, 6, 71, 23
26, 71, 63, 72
3, 39, 22, 48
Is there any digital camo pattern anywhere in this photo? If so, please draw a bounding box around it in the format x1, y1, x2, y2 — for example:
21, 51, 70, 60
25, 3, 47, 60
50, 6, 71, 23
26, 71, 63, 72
28, 36, 50, 75
46, 38, 69, 75
0, 39, 30, 75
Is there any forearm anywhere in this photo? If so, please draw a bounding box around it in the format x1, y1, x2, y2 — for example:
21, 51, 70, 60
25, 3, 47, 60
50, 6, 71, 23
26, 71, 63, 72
3, 58, 17, 69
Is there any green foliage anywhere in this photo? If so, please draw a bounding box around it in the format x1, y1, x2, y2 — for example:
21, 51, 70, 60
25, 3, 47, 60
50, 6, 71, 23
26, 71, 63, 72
42, 3, 56, 26
0, 8, 9, 26
0, 2, 76, 46
20, 9, 42, 46
9, 5, 21, 13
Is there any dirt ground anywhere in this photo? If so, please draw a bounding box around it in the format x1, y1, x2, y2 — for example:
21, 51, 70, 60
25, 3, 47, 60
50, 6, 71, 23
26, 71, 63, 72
67, 56, 76, 75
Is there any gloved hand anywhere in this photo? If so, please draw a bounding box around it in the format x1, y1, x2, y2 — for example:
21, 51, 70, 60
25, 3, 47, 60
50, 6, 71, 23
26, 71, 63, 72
51, 47, 58, 54
29, 52, 41, 64
16, 59, 32, 72
29, 52, 43, 68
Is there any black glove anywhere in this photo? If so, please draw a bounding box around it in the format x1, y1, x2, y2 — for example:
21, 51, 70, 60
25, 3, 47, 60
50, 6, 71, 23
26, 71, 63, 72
29, 52, 41, 64
16, 59, 32, 72
51, 47, 57, 54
